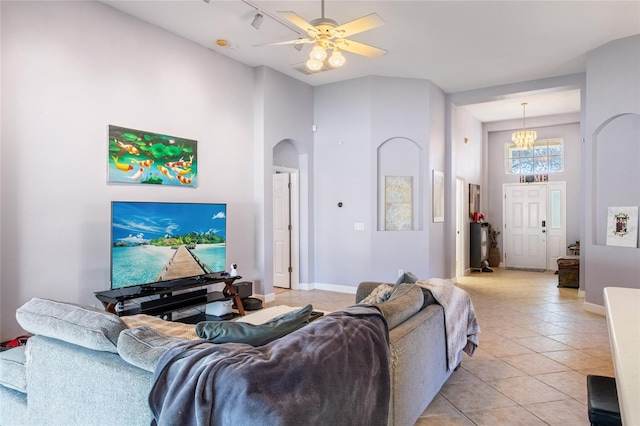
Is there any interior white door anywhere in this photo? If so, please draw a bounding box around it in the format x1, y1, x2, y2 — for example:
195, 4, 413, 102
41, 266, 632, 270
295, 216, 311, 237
547, 182, 567, 271
504, 184, 548, 270
273, 172, 291, 288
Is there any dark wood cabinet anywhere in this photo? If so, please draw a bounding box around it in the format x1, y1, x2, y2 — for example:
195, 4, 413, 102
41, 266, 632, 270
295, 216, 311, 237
470, 222, 489, 270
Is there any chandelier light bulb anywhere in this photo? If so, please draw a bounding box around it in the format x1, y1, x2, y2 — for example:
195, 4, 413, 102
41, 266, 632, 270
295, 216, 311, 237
310, 44, 327, 61
512, 103, 537, 150
306, 58, 323, 71
328, 49, 346, 67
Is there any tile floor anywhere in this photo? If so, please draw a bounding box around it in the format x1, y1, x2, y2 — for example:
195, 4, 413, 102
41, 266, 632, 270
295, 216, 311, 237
267, 268, 613, 426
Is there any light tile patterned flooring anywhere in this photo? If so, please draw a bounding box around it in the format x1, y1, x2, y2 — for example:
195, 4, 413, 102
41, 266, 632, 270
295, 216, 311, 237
268, 268, 613, 425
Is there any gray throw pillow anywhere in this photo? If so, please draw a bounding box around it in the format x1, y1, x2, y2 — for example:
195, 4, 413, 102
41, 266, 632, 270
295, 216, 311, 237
394, 271, 419, 286
375, 283, 424, 329
118, 327, 187, 372
196, 304, 313, 346
15, 298, 126, 353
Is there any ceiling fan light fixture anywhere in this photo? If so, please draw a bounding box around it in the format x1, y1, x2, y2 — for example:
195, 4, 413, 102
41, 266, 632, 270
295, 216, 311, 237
512, 103, 537, 150
310, 44, 327, 61
306, 58, 323, 71
328, 49, 345, 67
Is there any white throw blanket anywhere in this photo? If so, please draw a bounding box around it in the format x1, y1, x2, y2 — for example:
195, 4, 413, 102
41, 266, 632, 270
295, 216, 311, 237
417, 278, 481, 371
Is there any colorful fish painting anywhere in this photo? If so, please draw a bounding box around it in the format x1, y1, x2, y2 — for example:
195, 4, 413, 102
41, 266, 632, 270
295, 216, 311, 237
107, 125, 198, 187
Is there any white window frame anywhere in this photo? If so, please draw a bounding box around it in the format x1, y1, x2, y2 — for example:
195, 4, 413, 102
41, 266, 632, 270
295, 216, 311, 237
505, 138, 564, 175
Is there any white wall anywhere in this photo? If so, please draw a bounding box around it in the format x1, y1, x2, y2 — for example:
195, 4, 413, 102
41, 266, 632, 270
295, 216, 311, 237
486, 116, 581, 256
584, 35, 640, 306
0, 1, 256, 340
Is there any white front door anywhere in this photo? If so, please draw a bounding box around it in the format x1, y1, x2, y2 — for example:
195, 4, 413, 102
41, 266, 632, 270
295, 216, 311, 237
273, 173, 291, 288
504, 184, 548, 270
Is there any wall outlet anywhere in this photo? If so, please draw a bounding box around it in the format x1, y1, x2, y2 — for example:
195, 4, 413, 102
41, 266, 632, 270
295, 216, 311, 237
354, 222, 365, 231
398, 269, 404, 277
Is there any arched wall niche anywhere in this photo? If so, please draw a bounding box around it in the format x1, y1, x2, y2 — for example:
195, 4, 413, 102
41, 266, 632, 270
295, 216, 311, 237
273, 139, 299, 169
592, 112, 640, 245
376, 137, 423, 231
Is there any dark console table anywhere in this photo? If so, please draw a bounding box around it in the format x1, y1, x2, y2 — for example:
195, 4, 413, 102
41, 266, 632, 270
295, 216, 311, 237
95, 273, 244, 320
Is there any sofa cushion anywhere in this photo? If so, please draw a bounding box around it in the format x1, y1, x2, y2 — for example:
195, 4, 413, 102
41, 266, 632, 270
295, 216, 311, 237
195, 304, 313, 346
121, 314, 198, 340
376, 283, 424, 329
118, 327, 187, 372
15, 298, 126, 353
0, 346, 27, 393
360, 284, 395, 304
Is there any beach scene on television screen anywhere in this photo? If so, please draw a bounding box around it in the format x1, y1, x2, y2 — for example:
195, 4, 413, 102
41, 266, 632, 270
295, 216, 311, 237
108, 125, 198, 187
111, 202, 226, 289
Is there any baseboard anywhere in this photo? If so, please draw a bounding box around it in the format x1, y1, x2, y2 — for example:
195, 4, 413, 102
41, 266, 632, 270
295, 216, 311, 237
252, 293, 276, 303
311, 282, 357, 294
578, 289, 585, 298
583, 301, 605, 316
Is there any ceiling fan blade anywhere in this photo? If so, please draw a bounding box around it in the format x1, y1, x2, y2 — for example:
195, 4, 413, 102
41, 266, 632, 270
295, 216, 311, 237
279, 11, 318, 37
334, 39, 387, 58
332, 13, 384, 38
254, 38, 314, 47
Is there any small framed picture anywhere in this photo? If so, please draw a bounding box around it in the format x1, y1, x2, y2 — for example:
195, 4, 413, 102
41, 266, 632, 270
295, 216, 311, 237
606, 206, 638, 248
432, 170, 444, 223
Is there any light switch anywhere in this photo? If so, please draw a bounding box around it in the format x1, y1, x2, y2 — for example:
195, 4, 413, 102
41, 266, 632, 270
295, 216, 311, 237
354, 222, 365, 231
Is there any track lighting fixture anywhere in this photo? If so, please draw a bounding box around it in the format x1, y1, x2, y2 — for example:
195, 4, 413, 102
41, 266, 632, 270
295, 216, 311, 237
251, 13, 264, 29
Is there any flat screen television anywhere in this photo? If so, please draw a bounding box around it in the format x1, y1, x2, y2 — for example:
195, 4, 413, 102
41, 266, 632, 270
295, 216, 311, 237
110, 201, 226, 289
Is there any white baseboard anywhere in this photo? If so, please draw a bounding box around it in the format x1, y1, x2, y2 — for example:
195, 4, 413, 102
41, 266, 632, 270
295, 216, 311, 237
252, 293, 276, 303
583, 301, 605, 316
313, 282, 358, 294
578, 289, 585, 298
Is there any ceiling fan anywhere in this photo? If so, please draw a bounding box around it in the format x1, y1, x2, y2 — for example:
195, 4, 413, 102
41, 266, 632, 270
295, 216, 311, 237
260, 0, 387, 71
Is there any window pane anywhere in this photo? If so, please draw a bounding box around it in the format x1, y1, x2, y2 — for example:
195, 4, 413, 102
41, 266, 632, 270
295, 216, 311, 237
534, 157, 548, 173
508, 158, 520, 174
549, 145, 562, 155
534, 144, 548, 156
520, 148, 534, 158
549, 155, 563, 172
550, 190, 561, 229
520, 158, 533, 173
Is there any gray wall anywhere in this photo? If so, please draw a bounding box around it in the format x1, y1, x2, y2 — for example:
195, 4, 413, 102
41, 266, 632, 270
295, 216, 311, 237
253, 66, 314, 297
0, 1, 256, 340
486, 117, 581, 256
584, 35, 640, 306
313, 77, 446, 288
451, 106, 484, 273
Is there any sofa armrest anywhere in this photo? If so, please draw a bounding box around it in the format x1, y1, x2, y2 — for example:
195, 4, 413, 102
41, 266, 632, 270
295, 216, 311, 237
356, 282, 390, 304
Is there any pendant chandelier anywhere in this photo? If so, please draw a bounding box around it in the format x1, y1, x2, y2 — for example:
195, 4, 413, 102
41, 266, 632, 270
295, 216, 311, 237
512, 103, 537, 150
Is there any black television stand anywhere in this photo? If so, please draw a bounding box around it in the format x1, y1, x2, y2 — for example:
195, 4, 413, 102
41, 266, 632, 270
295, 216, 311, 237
95, 273, 244, 320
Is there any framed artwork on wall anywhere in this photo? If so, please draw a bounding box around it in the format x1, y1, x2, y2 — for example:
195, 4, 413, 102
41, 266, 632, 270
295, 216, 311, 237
606, 206, 638, 248
385, 176, 413, 231
469, 184, 480, 218
107, 125, 198, 187
432, 170, 444, 222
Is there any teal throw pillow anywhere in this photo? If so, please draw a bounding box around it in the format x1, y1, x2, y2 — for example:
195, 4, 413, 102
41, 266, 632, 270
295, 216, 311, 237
196, 304, 313, 346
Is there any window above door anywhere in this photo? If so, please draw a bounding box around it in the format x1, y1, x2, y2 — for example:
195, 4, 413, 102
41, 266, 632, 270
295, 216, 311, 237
505, 138, 564, 174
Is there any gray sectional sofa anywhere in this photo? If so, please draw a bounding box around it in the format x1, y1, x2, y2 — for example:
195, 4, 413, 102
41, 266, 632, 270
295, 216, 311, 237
0, 281, 468, 426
